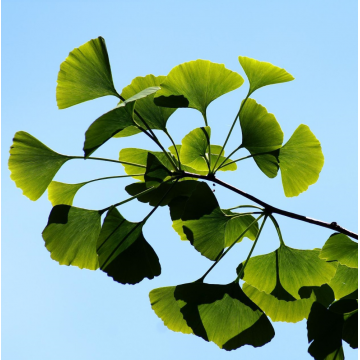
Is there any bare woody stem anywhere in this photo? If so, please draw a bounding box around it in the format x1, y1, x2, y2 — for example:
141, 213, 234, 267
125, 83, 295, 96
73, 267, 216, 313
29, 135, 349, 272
181, 171, 358, 240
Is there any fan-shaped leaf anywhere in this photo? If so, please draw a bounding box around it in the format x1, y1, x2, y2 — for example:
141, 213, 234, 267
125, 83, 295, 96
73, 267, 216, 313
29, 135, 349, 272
84, 87, 161, 157
169, 182, 257, 260
150, 281, 274, 350
329, 264, 358, 299
118, 75, 176, 132
42, 205, 101, 270
97, 207, 160, 284
48, 181, 86, 206
56, 37, 118, 109
149, 286, 193, 334
9, 132, 71, 201
239, 98, 283, 178
243, 283, 316, 323
154, 60, 244, 117
238, 56, 294, 95
180, 127, 237, 172
239, 245, 337, 299
279, 124, 324, 197
243, 283, 334, 323
320, 233, 358, 268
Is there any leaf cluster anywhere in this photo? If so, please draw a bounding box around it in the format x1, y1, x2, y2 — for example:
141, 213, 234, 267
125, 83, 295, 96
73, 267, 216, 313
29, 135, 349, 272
8, 37, 357, 358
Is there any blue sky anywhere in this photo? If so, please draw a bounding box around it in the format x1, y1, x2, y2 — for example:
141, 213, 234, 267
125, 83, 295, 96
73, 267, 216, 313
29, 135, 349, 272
2, 1, 358, 359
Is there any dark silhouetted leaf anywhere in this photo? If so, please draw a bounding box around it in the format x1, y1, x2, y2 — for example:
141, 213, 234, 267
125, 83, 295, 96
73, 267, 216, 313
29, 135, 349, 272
97, 207, 160, 284
144, 153, 173, 187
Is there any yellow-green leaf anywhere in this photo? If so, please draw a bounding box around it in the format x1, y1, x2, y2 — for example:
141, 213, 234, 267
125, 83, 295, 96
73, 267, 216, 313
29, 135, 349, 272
9, 132, 70, 201
42, 205, 101, 270
56, 37, 118, 109
279, 124, 324, 197
154, 60, 244, 117
238, 56, 294, 95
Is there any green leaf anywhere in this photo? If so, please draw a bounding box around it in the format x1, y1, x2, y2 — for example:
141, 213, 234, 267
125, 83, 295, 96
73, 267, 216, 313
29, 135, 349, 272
84, 102, 135, 157
144, 153, 172, 187
239, 245, 337, 299
243, 283, 334, 323
119, 148, 173, 181
319, 233, 358, 268
180, 127, 211, 171
112, 126, 142, 138
154, 60, 244, 117
240, 98, 284, 153
243, 283, 317, 323
279, 124, 324, 197
9, 131, 71, 201
252, 150, 280, 178
48, 181, 87, 206
149, 286, 193, 334
118, 75, 176, 132
56, 37, 118, 109
151, 281, 274, 350
97, 207, 160, 284
238, 56, 294, 95
329, 264, 358, 299
173, 209, 259, 261
180, 127, 237, 172
42, 205, 101, 270
169, 182, 257, 260
83, 86, 161, 157
239, 98, 283, 178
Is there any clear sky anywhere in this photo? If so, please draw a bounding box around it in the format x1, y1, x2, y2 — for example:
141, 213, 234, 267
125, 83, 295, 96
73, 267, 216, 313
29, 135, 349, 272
2, 1, 358, 359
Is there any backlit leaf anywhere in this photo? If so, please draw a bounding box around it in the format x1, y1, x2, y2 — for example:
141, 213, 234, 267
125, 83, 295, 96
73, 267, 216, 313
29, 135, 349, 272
144, 153, 172, 187
42, 205, 101, 270
329, 264, 358, 299
118, 75, 176, 132
279, 124, 324, 197
239, 98, 283, 178
243, 283, 334, 323
239, 245, 337, 299
170, 182, 257, 260
180, 127, 237, 172
84, 87, 161, 157
150, 281, 274, 350
9, 132, 70, 201
238, 56, 294, 95
57, 37, 118, 109
154, 60, 244, 117
97, 207, 160, 284
319, 233, 358, 268
48, 181, 86, 206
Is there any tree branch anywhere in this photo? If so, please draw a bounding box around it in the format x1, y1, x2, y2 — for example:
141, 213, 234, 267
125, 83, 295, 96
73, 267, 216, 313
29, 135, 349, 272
181, 171, 358, 240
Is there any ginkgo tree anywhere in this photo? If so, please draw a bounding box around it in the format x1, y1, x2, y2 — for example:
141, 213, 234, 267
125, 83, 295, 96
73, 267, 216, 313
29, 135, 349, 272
8, 36, 358, 359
